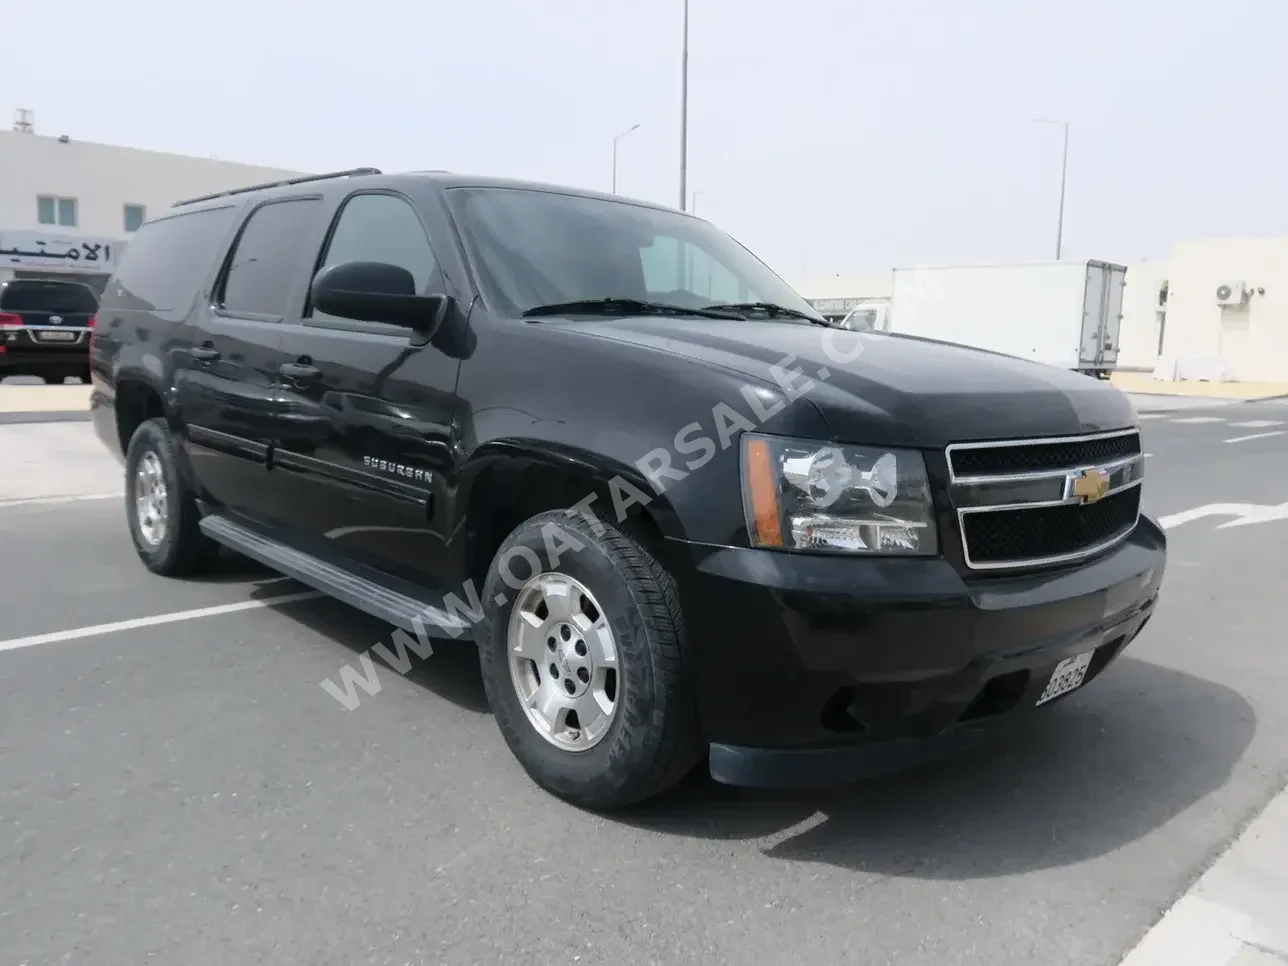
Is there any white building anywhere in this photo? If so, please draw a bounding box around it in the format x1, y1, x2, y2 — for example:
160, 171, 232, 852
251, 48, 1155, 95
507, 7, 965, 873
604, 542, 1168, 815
1, 117, 307, 295
1118, 237, 1288, 383
797, 237, 1288, 384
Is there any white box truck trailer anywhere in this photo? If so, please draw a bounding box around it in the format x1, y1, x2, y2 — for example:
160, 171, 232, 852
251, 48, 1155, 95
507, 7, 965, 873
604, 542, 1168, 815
886, 260, 1127, 377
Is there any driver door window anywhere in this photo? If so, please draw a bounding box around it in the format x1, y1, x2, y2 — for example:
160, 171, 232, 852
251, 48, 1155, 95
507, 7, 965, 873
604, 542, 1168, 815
310, 193, 441, 324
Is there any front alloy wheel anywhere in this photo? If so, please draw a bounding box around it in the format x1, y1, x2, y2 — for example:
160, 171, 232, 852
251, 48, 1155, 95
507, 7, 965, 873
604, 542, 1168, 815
507, 572, 620, 751
478, 508, 703, 810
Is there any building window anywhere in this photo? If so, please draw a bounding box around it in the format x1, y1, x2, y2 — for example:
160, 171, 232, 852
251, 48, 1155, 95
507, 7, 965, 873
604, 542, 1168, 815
38, 195, 78, 227
124, 204, 146, 233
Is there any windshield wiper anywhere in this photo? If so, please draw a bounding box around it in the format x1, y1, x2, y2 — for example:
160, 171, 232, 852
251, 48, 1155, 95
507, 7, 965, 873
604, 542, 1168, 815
522, 298, 746, 321
706, 302, 832, 326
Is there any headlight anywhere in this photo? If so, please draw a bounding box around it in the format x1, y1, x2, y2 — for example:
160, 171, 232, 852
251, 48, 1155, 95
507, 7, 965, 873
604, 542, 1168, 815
740, 433, 937, 554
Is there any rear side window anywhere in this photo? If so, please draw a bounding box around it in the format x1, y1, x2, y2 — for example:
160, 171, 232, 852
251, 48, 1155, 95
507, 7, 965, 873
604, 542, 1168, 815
110, 204, 238, 312
0, 281, 97, 314
218, 198, 322, 319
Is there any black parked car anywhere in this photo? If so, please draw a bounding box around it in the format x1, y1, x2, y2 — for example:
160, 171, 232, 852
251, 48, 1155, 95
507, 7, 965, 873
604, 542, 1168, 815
89, 168, 1167, 809
0, 277, 98, 383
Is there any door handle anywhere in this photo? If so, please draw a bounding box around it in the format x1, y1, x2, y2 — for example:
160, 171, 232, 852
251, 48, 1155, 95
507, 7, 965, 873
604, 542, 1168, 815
191, 345, 220, 362
279, 362, 320, 381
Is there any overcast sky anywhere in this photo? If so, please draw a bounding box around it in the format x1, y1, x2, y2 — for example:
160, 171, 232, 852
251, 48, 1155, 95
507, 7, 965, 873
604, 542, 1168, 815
6, 0, 1284, 279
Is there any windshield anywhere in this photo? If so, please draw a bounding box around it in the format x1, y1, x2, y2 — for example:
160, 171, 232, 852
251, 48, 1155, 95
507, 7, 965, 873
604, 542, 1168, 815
841, 308, 878, 331
0, 280, 98, 314
448, 186, 825, 322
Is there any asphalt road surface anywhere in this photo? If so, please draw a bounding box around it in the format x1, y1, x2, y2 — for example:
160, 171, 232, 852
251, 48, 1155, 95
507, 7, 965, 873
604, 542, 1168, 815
2, 399, 1287, 966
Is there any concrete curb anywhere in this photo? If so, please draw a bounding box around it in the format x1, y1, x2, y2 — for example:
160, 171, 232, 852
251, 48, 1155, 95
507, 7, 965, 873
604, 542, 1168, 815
0, 383, 92, 414
1119, 778, 1288, 965
0, 411, 92, 425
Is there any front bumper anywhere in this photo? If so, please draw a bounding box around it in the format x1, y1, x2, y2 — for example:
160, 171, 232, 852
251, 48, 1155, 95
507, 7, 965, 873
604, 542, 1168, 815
669, 516, 1166, 788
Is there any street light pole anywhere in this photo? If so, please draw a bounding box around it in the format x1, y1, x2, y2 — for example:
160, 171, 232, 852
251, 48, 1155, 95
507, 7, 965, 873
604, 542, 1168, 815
679, 0, 689, 210
691, 189, 705, 213
1034, 118, 1069, 259
611, 123, 640, 194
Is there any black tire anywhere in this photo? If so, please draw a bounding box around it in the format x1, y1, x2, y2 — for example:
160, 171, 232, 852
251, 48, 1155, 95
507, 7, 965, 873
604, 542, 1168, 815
42, 374, 65, 385
79, 370, 91, 384
477, 509, 703, 810
123, 417, 220, 576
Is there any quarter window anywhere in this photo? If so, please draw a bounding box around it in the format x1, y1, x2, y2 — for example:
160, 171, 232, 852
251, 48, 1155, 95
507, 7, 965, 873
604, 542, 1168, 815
113, 205, 238, 312
310, 193, 440, 322
218, 198, 322, 318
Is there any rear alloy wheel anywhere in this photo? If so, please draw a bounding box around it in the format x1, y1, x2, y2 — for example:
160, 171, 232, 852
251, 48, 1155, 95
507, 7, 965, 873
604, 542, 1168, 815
478, 509, 703, 811
124, 417, 220, 576
134, 451, 169, 548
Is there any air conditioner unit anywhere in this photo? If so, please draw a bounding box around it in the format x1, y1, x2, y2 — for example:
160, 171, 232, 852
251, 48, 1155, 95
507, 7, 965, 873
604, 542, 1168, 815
1215, 281, 1247, 305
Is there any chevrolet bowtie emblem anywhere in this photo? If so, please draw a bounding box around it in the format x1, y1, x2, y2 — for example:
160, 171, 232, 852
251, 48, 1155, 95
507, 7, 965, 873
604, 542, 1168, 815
1070, 467, 1111, 504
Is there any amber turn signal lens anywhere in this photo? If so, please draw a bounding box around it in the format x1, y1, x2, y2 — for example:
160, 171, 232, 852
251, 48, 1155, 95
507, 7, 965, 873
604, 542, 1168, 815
744, 436, 784, 547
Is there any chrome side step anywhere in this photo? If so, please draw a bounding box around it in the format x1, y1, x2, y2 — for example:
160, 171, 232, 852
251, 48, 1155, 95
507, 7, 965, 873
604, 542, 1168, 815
199, 513, 475, 641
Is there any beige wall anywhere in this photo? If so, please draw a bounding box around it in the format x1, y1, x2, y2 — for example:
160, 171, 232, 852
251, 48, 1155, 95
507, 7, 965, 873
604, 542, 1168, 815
1158, 237, 1288, 381
1116, 237, 1288, 380
1117, 260, 1169, 369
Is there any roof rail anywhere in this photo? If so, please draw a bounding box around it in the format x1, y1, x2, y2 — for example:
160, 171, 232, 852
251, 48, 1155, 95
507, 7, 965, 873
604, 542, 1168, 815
171, 167, 383, 208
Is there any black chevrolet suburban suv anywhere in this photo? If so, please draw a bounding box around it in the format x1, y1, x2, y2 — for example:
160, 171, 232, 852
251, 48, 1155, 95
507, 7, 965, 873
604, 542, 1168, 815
89, 168, 1166, 810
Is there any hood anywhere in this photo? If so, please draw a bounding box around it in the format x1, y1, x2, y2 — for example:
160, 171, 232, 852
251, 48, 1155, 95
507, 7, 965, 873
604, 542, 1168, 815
551, 316, 1137, 448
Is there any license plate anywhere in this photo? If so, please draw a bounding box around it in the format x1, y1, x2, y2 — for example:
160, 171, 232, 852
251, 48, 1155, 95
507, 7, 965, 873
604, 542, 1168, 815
1036, 650, 1095, 706
37, 330, 76, 342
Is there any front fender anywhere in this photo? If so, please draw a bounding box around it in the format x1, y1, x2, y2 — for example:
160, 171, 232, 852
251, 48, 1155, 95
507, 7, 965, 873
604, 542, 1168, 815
454, 435, 688, 540
450, 318, 832, 551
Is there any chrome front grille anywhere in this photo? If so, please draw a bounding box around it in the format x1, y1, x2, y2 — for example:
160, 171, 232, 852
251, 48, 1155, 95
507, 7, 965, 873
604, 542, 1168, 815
946, 428, 1144, 571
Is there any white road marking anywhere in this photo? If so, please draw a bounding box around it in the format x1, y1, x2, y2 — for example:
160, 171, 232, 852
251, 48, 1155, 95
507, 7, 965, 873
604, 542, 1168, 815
0, 591, 322, 654
1223, 430, 1286, 444
1136, 413, 1168, 420
1145, 453, 1154, 458
752, 810, 829, 851
0, 492, 122, 509
1160, 502, 1288, 530
1215, 501, 1288, 528
1227, 420, 1284, 428
1170, 416, 1227, 424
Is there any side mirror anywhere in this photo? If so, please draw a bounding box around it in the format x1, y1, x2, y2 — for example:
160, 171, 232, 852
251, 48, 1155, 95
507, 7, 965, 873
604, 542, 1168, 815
310, 261, 448, 332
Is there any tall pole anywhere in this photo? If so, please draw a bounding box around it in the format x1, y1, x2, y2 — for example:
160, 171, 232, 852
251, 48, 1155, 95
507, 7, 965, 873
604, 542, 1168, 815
679, 0, 689, 211
611, 123, 640, 194
691, 189, 705, 213
1055, 121, 1068, 260
1034, 118, 1068, 259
